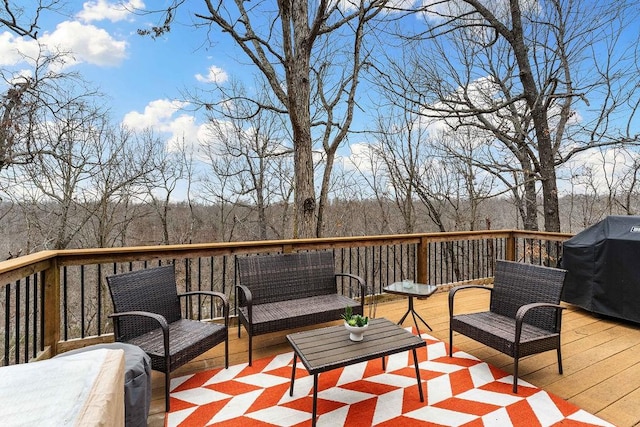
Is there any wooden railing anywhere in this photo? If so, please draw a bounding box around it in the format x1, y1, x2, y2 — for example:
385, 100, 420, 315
0, 229, 571, 366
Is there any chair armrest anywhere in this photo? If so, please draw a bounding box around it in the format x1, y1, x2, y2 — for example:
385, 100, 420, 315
109, 310, 169, 329
448, 285, 493, 318
179, 290, 228, 304
235, 284, 253, 321
178, 291, 230, 325
109, 311, 169, 343
514, 302, 565, 341
335, 273, 367, 300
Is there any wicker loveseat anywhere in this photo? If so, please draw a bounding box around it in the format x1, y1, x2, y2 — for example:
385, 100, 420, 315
236, 251, 367, 365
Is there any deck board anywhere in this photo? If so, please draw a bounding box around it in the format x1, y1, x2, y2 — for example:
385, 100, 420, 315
147, 288, 640, 426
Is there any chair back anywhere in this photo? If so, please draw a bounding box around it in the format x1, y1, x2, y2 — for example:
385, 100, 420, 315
236, 251, 337, 305
107, 264, 182, 341
490, 260, 567, 332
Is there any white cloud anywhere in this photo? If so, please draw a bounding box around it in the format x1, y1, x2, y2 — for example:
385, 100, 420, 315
562, 147, 638, 195
77, 0, 145, 23
195, 65, 229, 84
343, 142, 378, 173
0, 32, 41, 66
122, 99, 190, 131
40, 21, 128, 67
122, 99, 213, 153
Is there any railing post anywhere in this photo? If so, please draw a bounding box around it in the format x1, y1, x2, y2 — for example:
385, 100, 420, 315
43, 258, 60, 357
506, 232, 516, 261
417, 237, 429, 284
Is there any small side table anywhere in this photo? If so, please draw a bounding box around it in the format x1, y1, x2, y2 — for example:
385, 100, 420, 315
383, 281, 437, 336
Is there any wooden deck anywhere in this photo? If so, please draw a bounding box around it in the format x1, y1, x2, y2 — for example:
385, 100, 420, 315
148, 289, 640, 426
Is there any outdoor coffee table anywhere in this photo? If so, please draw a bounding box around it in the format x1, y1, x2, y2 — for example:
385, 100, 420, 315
287, 317, 426, 426
383, 281, 437, 336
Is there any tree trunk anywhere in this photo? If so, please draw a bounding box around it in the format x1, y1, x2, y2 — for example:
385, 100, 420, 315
282, 0, 316, 239
508, 0, 561, 232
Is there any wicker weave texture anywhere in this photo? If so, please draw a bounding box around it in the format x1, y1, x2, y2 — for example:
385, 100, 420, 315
449, 260, 567, 392
450, 312, 560, 357
127, 318, 227, 372
236, 251, 366, 365
237, 251, 340, 305
107, 265, 183, 341
489, 260, 566, 332
106, 264, 229, 411
238, 294, 361, 335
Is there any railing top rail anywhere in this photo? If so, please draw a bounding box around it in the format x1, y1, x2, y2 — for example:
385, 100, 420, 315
0, 251, 57, 284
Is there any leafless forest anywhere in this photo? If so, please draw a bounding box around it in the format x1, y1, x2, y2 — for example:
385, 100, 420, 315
0, 191, 636, 261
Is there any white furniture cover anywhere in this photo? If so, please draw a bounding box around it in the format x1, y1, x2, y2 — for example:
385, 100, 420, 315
0, 348, 125, 426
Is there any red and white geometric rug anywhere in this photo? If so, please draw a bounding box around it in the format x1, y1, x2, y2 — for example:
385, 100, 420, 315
166, 329, 613, 426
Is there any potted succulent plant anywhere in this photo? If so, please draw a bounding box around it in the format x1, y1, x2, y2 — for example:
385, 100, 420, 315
341, 306, 369, 341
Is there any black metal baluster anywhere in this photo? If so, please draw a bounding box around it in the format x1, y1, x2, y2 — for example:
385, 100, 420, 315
25, 276, 30, 362
412, 244, 416, 280
81, 265, 86, 338
197, 257, 202, 320
15, 280, 20, 363
97, 264, 102, 335
209, 256, 214, 317
4, 283, 10, 365
438, 242, 445, 283
385, 245, 390, 293
33, 274, 40, 358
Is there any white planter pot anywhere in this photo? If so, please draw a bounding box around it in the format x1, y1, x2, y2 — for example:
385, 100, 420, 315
344, 321, 369, 341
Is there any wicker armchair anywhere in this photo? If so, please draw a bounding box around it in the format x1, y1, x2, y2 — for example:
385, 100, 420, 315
106, 264, 229, 412
449, 260, 567, 393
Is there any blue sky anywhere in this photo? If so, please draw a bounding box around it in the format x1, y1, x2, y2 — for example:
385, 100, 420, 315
1, 0, 241, 148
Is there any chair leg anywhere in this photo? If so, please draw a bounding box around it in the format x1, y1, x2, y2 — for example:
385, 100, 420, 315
225, 334, 229, 369
449, 328, 453, 357
165, 371, 171, 412
248, 332, 253, 366
557, 346, 563, 374
238, 320, 242, 338
513, 356, 519, 394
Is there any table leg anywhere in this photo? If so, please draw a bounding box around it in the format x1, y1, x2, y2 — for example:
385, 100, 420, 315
289, 353, 298, 396
398, 298, 411, 324
312, 373, 318, 426
412, 348, 424, 402
397, 296, 433, 335
413, 310, 433, 331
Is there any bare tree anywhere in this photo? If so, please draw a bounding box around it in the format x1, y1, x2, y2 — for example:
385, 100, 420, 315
614, 151, 640, 216
4, 97, 156, 251
380, 0, 640, 232
141, 131, 187, 245
563, 146, 640, 226
198, 86, 294, 241
372, 110, 421, 234
84, 126, 158, 248
0, 49, 91, 172
143, 0, 387, 238
366, 95, 495, 234
0, 1, 62, 39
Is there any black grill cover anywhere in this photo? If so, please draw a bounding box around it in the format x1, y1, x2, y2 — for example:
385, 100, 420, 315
562, 215, 640, 323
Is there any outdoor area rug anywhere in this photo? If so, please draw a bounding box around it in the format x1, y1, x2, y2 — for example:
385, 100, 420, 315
166, 329, 612, 426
